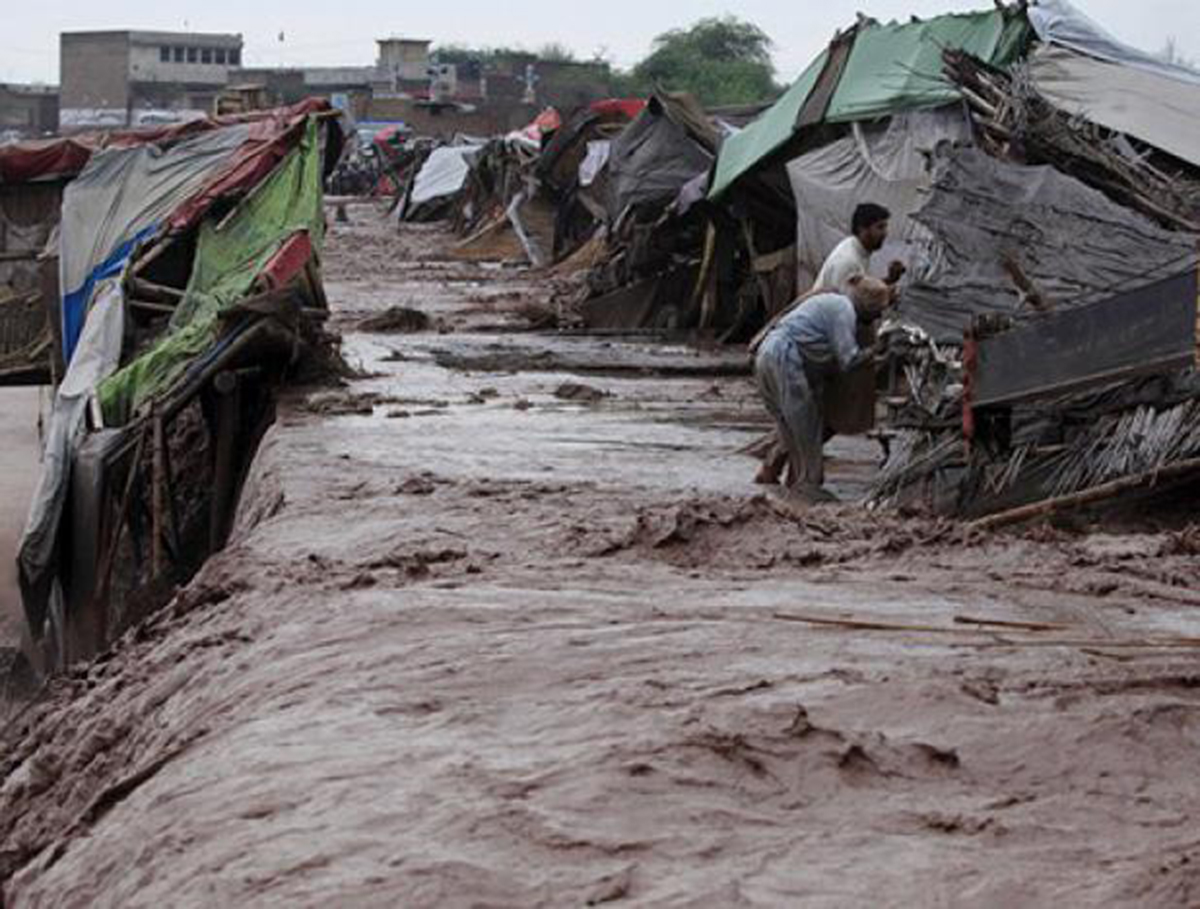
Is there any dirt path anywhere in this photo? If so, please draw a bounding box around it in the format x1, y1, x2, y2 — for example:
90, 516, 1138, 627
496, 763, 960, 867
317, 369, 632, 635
2, 208, 1199, 907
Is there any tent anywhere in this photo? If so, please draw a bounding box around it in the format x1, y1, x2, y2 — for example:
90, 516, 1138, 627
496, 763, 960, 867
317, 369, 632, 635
15, 102, 340, 669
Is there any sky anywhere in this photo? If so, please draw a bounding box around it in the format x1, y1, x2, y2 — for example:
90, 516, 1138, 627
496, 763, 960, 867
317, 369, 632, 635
2, 0, 1197, 85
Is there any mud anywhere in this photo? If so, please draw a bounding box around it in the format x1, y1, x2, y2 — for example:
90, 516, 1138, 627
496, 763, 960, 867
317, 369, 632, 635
2, 208, 1200, 906
0, 388, 45, 653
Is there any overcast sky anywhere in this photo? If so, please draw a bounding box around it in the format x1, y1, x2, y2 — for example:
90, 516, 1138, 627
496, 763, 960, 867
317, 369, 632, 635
2, 0, 1197, 84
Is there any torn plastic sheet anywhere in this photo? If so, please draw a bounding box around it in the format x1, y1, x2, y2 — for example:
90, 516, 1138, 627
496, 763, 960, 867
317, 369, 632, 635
786, 109, 971, 291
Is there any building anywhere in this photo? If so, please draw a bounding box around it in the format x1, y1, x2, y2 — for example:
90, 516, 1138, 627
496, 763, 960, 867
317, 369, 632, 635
60, 30, 243, 129
376, 38, 432, 85
0, 84, 59, 139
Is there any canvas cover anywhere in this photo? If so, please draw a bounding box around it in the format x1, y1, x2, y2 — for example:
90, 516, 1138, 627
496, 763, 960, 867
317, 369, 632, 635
97, 119, 324, 425
897, 146, 1198, 342
709, 8, 1030, 199
409, 145, 476, 207
607, 94, 716, 222
59, 125, 255, 363
1027, 0, 1200, 86
1029, 45, 1200, 168
786, 109, 972, 291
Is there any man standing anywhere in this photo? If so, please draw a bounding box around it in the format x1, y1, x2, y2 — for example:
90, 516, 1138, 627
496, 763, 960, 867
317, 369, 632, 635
754, 278, 891, 501
813, 202, 906, 296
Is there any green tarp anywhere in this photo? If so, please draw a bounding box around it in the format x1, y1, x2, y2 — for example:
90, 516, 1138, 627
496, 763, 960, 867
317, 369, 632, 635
98, 118, 324, 424
709, 9, 1031, 199
708, 51, 828, 202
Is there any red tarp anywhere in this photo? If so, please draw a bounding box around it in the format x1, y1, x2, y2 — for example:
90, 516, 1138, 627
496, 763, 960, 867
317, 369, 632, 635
0, 138, 94, 184
589, 98, 647, 121
0, 98, 331, 189
165, 100, 331, 232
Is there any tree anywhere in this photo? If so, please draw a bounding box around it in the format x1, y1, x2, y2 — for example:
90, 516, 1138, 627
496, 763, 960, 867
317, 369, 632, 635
537, 42, 577, 63
626, 16, 779, 106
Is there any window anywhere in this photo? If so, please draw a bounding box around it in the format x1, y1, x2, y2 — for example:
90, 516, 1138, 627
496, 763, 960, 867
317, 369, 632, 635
229, 49, 241, 66
173, 46, 185, 63
187, 47, 198, 63
215, 48, 226, 65
201, 48, 212, 64
160, 46, 170, 63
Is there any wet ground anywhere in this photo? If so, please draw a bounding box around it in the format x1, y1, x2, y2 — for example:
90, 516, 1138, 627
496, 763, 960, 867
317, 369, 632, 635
2, 209, 1200, 906
0, 388, 45, 653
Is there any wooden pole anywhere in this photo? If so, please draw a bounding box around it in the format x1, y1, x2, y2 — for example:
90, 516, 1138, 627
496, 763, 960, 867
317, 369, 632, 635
210, 370, 241, 551
151, 411, 167, 578
969, 456, 1200, 531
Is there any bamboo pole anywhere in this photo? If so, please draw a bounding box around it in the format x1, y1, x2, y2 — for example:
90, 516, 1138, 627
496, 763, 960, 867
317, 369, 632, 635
969, 456, 1200, 531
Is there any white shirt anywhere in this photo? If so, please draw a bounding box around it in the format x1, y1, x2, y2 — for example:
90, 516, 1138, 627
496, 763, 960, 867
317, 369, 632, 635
813, 236, 871, 295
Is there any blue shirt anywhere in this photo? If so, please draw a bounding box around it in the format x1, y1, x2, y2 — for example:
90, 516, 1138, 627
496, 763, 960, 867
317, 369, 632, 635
768, 293, 861, 372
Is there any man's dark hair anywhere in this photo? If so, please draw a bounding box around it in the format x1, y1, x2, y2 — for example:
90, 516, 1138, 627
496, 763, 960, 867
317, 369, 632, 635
852, 202, 891, 235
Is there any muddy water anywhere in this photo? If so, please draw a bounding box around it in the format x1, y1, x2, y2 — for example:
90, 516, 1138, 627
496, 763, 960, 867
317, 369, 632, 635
0, 388, 43, 649
2, 212, 1200, 906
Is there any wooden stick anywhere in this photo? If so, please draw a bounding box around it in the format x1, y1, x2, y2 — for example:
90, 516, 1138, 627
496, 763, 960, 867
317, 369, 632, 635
969, 456, 1200, 531
96, 426, 147, 607
953, 616, 1069, 633
151, 412, 167, 578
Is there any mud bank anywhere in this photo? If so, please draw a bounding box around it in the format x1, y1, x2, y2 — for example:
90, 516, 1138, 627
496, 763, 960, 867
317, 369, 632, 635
2, 211, 1199, 906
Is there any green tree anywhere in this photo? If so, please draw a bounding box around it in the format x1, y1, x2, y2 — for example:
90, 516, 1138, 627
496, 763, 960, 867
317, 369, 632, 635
537, 42, 578, 63
627, 16, 779, 106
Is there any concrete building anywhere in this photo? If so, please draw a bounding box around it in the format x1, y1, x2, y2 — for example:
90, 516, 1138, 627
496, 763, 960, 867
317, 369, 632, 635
60, 30, 243, 129
376, 39, 432, 85
0, 84, 59, 139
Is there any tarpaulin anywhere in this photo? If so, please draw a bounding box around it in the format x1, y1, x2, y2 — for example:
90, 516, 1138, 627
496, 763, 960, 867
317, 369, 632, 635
825, 11, 1029, 123
786, 109, 972, 291
58, 124, 256, 363
589, 99, 646, 121
1029, 45, 1200, 168
708, 51, 828, 201
1027, 0, 1200, 86
18, 281, 125, 637
579, 141, 611, 188
97, 118, 324, 425
607, 94, 716, 222
709, 8, 1030, 199
408, 145, 477, 208
898, 145, 1197, 342
0, 139, 94, 185
0, 98, 333, 188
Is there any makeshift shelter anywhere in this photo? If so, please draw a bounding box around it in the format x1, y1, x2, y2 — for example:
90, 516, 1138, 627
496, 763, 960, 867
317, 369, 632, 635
401, 142, 482, 222
13, 101, 342, 673
572, 93, 724, 331
706, 0, 1200, 519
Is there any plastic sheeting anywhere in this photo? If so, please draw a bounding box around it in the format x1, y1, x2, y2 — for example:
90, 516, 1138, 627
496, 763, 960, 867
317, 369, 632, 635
786, 109, 972, 292
1029, 46, 1200, 168
578, 141, 611, 188
58, 125, 254, 362
897, 146, 1198, 342
710, 8, 1029, 199
97, 119, 324, 425
18, 281, 124, 636
606, 95, 716, 222
409, 145, 476, 207
1027, 0, 1200, 86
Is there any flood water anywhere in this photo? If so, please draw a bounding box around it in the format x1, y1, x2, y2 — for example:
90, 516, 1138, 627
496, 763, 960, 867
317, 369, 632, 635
0, 387, 45, 648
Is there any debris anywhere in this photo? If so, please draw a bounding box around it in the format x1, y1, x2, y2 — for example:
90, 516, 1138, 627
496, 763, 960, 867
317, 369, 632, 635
553, 382, 609, 403
359, 306, 433, 333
